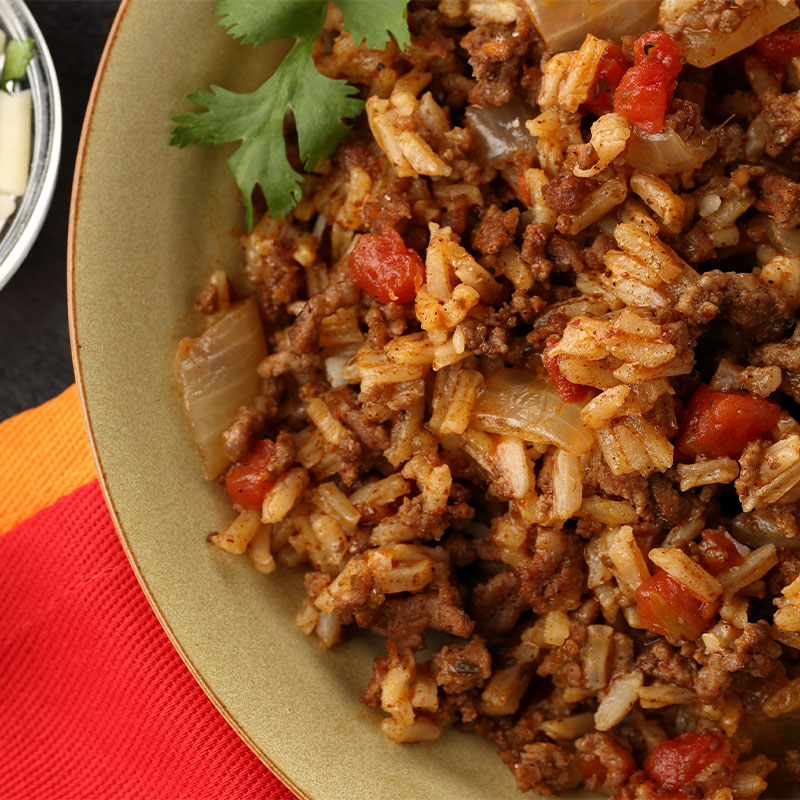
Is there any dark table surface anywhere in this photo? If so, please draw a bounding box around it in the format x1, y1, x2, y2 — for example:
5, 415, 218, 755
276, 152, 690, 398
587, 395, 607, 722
0, 0, 120, 422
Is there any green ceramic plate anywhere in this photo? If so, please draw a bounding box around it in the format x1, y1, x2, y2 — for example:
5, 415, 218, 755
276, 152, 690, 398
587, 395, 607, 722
69, 2, 594, 798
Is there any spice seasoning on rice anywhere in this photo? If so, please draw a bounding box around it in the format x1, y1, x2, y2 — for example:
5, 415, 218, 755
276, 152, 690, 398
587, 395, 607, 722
176, 1, 800, 796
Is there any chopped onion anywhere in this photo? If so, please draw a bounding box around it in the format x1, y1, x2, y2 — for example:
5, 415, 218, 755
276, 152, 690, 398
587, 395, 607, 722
176, 297, 267, 480
0, 88, 30, 195
765, 217, 800, 258
732, 510, 800, 550
465, 98, 534, 167
524, 0, 659, 52
473, 368, 594, 454
626, 126, 717, 174
660, 0, 799, 69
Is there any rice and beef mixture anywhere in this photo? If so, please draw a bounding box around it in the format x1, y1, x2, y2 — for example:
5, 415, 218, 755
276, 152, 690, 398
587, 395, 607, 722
177, 1, 800, 797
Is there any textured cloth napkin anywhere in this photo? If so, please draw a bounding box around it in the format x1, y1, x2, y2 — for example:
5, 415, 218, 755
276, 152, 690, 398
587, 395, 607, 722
0, 385, 297, 799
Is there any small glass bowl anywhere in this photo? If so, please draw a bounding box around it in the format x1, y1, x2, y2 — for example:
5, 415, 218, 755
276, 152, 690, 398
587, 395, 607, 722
0, 0, 61, 292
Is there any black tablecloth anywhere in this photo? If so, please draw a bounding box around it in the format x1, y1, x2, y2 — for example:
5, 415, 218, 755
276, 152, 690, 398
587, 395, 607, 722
0, 0, 120, 421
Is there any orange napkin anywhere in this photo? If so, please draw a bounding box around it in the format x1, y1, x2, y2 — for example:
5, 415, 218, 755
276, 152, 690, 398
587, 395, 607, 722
0, 386, 298, 800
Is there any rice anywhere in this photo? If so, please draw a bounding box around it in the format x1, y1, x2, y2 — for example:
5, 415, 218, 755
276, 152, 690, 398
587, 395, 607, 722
176, 4, 800, 796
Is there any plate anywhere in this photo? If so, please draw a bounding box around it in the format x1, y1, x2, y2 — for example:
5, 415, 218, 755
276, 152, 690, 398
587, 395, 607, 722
67, 2, 571, 798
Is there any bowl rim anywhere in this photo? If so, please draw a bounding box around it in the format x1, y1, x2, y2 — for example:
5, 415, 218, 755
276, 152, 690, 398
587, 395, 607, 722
0, 0, 63, 292
65, 1, 310, 797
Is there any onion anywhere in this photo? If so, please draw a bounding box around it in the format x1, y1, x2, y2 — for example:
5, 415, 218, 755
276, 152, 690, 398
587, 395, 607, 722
176, 297, 268, 480
765, 217, 800, 257
732, 510, 800, 550
660, 0, 799, 69
465, 98, 534, 167
473, 368, 594, 454
626, 126, 717, 174
0, 88, 31, 195
524, 0, 659, 52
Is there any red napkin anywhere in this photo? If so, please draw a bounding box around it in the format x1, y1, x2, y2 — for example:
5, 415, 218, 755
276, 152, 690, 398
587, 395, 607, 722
0, 387, 298, 799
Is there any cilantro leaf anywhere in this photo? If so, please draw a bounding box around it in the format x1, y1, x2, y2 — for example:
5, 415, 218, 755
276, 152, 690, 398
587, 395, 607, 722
171, 0, 411, 226
2, 38, 34, 88
337, 0, 410, 49
216, 0, 327, 43
171, 36, 362, 227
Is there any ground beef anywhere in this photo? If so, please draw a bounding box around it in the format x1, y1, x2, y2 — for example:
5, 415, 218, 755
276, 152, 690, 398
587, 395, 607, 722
368, 586, 475, 650
516, 529, 587, 614
670, 226, 716, 264
460, 11, 537, 107
715, 122, 747, 164
636, 640, 696, 689
541, 174, 596, 215
363, 187, 413, 231
588, 454, 652, 517
221, 380, 283, 462
649, 473, 695, 527
244, 236, 302, 328
762, 91, 800, 155
459, 316, 510, 355
323, 386, 391, 451
364, 300, 409, 349
430, 636, 492, 694
755, 172, 800, 229
514, 743, 581, 796
195, 280, 224, 315
677, 270, 792, 343
584, 234, 615, 271
752, 324, 800, 402
358, 379, 427, 418
471, 204, 520, 255
470, 570, 529, 636
546, 234, 585, 273
332, 556, 386, 627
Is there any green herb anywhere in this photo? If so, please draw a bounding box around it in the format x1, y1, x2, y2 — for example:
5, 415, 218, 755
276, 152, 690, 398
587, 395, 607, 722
2, 38, 34, 88
171, 0, 410, 228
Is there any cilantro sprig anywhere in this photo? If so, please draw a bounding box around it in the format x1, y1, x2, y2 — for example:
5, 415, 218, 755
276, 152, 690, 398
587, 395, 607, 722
170, 0, 410, 228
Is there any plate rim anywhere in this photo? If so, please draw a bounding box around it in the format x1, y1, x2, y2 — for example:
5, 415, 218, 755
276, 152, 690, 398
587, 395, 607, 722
65, 2, 310, 797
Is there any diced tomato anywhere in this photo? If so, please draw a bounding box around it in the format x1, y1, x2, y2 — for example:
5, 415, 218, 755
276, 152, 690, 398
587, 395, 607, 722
615, 60, 674, 134
584, 91, 615, 116
698, 529, 743, 576
645, 731, 731, 791
584, 43, 630, 115
675, 385, 781, 460
224, 439, 278, 509
349, 228, 424, 304
614, 31, 682, 133
753, 30, 800, 83
636, 569, 719, 640
543, 336, 594, 403
634, 31, 683, 79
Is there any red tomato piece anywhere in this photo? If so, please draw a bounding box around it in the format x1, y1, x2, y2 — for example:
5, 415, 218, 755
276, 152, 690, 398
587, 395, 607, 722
584, 43, 629, 115
698, 529, 743, 576
636, 569, 719, 640
634, 30, 683, 79
755, 30, 800, 60
614, 60, 674, 134
645, 731, 731, 791
584, 91, 615, 116
224, 439, 278, 509
615, 31, 682, 133
543, 336, 594, 403
675, 385, 781, 460
349, 228, 424, 304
